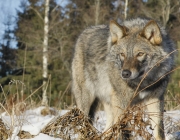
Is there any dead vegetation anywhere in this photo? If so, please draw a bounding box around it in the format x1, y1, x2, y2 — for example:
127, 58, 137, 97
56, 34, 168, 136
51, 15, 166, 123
0, 105, 180, 139
100, 105, 153, 140
0, 118, 8, 140
17, 106, 153, 140
42, 107, 99, 140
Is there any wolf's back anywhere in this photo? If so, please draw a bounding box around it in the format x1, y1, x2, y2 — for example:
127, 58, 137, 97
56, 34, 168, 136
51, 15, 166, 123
74, 25, 109, 62
72, 25, 110, 85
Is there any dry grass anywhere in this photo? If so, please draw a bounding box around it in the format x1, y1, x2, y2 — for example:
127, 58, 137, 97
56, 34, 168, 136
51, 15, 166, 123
0, 118, 9, 140
39, 106, 153, 140
0, 103, 180, 139
13, 106, 153, 139
100, 105, 153, 140
42, 107, 99, 140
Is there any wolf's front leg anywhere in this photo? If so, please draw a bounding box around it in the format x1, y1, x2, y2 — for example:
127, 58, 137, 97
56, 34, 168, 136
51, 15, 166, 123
103, 101, 129, 140
73, 86, 95, 116
103, 103, 114, 131
103, 91, 124, 131
146, 98, 165, 140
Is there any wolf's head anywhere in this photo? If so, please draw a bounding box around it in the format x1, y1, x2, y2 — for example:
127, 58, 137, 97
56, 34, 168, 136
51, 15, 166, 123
108, 19, 173, 81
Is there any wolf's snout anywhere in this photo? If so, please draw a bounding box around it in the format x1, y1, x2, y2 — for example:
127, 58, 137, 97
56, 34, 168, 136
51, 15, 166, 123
122, 70, 131, 78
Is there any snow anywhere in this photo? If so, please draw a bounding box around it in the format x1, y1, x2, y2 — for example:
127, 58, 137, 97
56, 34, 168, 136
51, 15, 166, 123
21, 116, 53, 135
1, 106, 180, 140
21, 133, 61, 140
164, 110, 180, 140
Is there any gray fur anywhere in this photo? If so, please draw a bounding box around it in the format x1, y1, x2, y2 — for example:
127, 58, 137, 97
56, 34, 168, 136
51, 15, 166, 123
71, 18, 175, 139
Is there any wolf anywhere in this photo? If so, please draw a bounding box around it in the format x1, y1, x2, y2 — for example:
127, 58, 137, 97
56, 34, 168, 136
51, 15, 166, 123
71, 18, 175, 139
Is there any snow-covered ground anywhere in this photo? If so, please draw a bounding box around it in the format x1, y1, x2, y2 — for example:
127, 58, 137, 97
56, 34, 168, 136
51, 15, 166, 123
1, 106, 180, 140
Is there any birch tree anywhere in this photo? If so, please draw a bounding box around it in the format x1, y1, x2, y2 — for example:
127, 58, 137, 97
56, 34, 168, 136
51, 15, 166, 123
95, 0, 100, 25
42, 0, 50, 106
124, 0, 128, 20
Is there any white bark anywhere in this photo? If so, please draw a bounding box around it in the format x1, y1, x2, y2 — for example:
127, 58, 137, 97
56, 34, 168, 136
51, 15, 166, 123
95, 0, 100, 25
124, 0, 128, 20
42, 0, 50, 106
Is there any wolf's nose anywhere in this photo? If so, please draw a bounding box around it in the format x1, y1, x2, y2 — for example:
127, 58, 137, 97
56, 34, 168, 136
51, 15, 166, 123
122, 70, 131, 78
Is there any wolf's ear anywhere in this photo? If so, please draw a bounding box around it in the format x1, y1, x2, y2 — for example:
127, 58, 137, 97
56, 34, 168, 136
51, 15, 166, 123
110, 20, 127, 44
140, 20, 162, 45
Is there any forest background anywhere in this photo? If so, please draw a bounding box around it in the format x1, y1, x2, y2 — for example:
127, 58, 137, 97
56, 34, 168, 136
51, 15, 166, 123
0, 0, 180, 110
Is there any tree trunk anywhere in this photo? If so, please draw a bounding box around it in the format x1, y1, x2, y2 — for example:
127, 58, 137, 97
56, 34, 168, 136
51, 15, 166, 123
42, 0, 50, 106
95, 0, 100, 25
124, 0, 128, 20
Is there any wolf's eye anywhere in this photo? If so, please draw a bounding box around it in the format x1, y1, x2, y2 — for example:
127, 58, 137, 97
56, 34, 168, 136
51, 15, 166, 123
137, 52, 144, 57
120, 53, 125, 57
